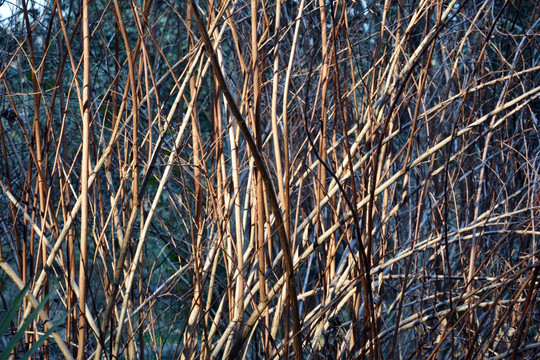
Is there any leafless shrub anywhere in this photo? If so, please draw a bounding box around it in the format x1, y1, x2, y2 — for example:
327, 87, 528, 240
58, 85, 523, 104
0, 0, 539, 359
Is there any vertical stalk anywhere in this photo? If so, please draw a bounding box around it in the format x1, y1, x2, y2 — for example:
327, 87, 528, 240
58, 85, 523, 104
77, 0, 91, 357
184, 3, 203, 356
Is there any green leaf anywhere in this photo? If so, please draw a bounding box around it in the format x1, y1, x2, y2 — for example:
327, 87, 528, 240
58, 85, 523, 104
0, 283, 30, 340
0, 288, 53, 360
21, 306, 75, 360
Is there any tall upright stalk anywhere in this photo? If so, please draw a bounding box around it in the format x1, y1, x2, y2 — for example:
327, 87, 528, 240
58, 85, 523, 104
0, 1, 539, 359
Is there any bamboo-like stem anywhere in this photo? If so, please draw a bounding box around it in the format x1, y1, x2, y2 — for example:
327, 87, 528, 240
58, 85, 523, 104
188, 2, 303, 358
1, 1, 539, 359
76, 0, 91, 356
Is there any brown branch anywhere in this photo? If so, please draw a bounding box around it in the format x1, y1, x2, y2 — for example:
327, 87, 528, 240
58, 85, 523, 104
188, 2, 303, 358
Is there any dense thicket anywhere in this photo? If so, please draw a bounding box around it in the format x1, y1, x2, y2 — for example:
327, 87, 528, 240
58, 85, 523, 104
0, 0, 539, 359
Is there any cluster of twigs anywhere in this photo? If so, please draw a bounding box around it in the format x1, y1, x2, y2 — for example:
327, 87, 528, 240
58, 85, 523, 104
0, 0, 539, 359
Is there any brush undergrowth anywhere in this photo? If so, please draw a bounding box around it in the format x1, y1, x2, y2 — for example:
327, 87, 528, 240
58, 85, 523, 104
0, 0, 539, 359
